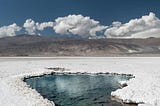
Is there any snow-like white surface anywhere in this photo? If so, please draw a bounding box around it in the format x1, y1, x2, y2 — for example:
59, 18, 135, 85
0, 57, 160, 106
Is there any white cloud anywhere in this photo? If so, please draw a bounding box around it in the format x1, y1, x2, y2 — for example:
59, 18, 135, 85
36, 22, 54, 31
130, 28, 160, 38
1, 12, 160, 39
23, 19, 54, 35
112, 21, 122, 27
54, 14, 107, 38
0, 23, 21, 38
23, 19, 36, 35
105, 12, 160, 38
89, 26, 107, 37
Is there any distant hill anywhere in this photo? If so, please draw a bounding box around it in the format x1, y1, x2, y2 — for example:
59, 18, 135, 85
0, 34, 160, 56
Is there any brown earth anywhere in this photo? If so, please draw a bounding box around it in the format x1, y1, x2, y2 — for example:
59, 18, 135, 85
0, 34, 160, 56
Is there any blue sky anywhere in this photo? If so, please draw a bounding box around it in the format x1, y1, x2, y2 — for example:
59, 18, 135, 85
0, 0, 160, 38
0, 0, 159, 25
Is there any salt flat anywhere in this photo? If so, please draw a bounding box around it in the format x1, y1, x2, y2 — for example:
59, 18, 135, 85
0, 57, 160, 106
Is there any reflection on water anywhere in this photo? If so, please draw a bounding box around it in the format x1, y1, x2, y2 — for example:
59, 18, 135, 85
25, 74, 132, 106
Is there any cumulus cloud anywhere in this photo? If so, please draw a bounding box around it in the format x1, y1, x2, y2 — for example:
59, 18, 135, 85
105, 12, 160, 38
131, 28, 160, 38
23, 19, 37, 35
54, 14, 107, 38
0, 23, 21, 38
36, 22, 54, 31
23, 19, 54, 35
0, 12, 160, 39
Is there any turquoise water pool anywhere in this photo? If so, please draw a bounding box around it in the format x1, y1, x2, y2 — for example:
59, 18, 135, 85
25, 74, 132, 106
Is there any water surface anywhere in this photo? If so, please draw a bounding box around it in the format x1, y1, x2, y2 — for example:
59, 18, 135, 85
25, 74, 132, 106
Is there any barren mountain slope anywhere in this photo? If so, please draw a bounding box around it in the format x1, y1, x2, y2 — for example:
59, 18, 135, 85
0, 35, 160, 56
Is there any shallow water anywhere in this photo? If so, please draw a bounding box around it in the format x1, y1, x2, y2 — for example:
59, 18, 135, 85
25, 74, 132, 106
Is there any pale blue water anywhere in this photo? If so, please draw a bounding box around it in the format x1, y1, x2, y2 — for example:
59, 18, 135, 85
25, 74, 132, 106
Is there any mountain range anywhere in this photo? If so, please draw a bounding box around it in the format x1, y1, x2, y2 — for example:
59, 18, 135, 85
0, 34, 160, 56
